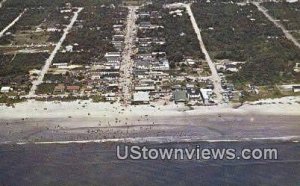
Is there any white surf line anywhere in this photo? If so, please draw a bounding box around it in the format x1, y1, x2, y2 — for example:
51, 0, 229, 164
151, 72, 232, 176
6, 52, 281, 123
253, 2, 300, 49
0, 0, 7, 8
182, 4, 224, 103
28, 7, 83, 97
1, 135, 300, 145
0, 8, 27, 38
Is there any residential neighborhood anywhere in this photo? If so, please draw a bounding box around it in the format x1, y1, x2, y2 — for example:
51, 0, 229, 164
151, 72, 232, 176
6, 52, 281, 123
0, 0, 300, 106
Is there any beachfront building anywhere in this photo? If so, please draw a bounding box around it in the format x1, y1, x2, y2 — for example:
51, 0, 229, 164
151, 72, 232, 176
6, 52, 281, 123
187, 88, 201, 100
132, 92, 150, 104
200, 88, 213, 105
173, 90, 188, 104
0, 87, 11, 93
293, 86, 300, 93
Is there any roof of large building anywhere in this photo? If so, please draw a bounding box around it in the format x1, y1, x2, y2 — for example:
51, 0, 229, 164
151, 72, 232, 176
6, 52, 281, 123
174, 90, 188, 102
133, 92, 150, 102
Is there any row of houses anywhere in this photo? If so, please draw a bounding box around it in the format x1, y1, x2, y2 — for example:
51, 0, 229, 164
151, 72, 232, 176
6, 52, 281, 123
172, 85, 213, 105
38, 7, 128, 99
132, 7, 218, 105
84, 14, 127, 101
132, 53, 171, 104
132, 10, 170, 104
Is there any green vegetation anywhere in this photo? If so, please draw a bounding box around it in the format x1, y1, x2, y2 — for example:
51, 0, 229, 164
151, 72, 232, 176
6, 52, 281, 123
56, 6, 126, 64
4, 0, 122, 8
192, 1, 300, 85
0, 53, 48, 92
36, 83, 56, 95
162, 8, 205, 65
137, 2, 204, 68
91, 95, 106, 102
11, 9, 49, 30
240, 85, 300, 102
0, 8, 23, 31
0, 94, 26, 106
262, 2, 300, 31
0, 53, 48, 77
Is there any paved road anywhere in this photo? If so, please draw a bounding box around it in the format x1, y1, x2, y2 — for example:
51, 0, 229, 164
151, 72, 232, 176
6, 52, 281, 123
119, 6, 138, 105
0, 9, 27, 38
28, 8, 83, 97
253, 2, 300, 49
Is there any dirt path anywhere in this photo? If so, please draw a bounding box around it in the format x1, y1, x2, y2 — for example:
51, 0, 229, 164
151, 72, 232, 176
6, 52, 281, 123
253, 2, 300, 49
28, 7, 83, 97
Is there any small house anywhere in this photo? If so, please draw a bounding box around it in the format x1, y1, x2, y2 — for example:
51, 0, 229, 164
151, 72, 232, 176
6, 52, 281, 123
0, 87, 11, 93
66, 86, 80, 93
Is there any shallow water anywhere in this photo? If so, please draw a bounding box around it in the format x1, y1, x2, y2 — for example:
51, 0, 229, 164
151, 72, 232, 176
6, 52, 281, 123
0, 141, 299, 186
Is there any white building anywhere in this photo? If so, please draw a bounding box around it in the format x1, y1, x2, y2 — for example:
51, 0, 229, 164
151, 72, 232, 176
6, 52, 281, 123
200, 88, 213, 104
132, 92, 150, 104
1, 87, 11, 93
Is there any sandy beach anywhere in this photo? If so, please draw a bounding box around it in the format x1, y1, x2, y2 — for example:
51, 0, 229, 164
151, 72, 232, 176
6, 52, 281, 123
0, 96, 300, 144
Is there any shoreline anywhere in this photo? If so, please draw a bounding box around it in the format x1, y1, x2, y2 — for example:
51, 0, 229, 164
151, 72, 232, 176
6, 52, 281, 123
0, 96, 299, 144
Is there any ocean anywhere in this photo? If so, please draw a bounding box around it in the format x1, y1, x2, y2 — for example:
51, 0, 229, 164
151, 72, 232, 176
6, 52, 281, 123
0, 141, 299, 186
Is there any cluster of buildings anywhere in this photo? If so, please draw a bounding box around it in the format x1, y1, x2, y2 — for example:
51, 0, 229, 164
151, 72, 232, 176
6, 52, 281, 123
131, 10, 171, 104
83, 9, 128, 101
131, 8, 217, 105
215, 60, 243, 102
0, 86, 12, 94
171, 85, 214, 105
38, 6, 128, 100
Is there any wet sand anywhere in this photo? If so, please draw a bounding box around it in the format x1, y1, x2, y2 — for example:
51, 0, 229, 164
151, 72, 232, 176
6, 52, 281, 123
1, 114, 300, 144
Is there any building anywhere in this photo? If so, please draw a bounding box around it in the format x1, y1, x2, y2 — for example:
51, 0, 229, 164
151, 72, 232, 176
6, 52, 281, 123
53, 84, 65, 94
0, 87, 11, 93
225, 64, 239, 72
293, 86, 300, 93
200, 88, 213, 105
104, 52, 121, 64
66, 86, 80, 93
135, 86, 155, 91
132, 92, 150, 104
139, 22, 151, 29
187, 88, 201, 100
173, 90, 188, 103
138, 12, 150, 19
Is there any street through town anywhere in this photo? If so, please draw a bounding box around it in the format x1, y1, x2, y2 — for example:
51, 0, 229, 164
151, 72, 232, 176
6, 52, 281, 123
28, 7, 83, 97
119, 6, 138, 105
